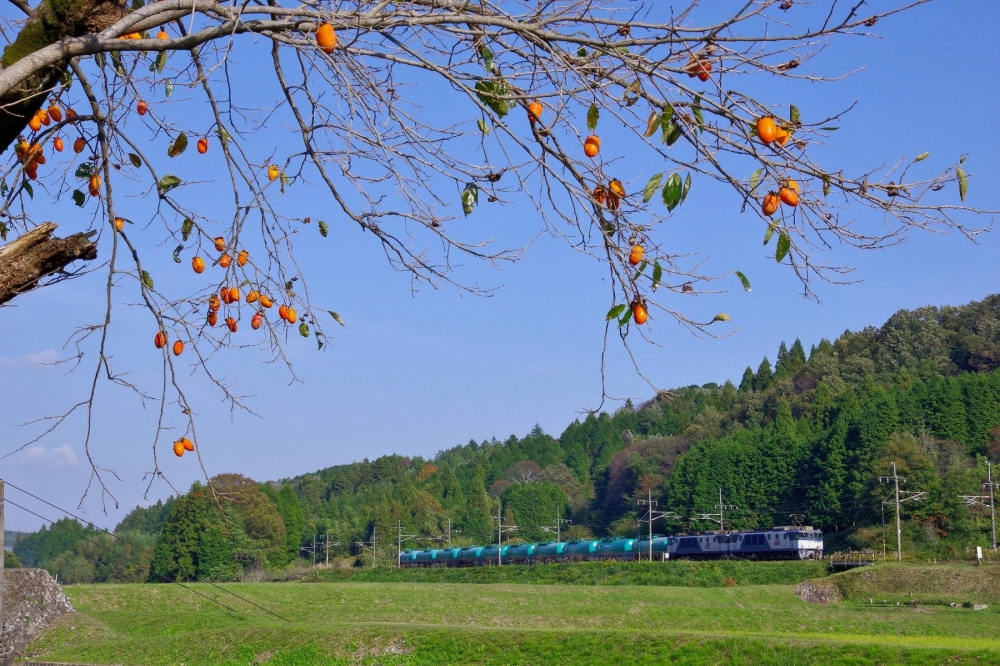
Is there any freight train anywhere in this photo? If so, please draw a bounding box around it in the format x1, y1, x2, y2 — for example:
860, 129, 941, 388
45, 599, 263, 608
400, 526, 823, 566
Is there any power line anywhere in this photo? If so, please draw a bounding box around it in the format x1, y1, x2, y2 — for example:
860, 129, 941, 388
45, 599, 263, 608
5, 498, 244, 618
2, 479, 291, 622
879, 462, 925, 561
637, 490, 678, 561
959, 459, 997, 551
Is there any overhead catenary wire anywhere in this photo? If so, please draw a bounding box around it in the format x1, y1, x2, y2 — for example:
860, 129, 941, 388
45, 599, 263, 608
2, 478, 292, 623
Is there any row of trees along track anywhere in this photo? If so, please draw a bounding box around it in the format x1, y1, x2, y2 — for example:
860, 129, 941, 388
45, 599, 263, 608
0, 0, 993, 506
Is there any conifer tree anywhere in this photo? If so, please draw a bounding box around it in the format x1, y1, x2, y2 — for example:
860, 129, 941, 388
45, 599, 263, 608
755, 357, 774, 391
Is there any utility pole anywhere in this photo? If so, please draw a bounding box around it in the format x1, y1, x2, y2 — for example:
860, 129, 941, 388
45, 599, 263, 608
695, 488, 737, 532
316, 533, 340, 567
394, 520, 418, 569
540, 506, 571, 542
638, 490, 678, 561
959, 460, 997, 551
492, 507, 518, 566
880, 462, 926, 561
312, 533, 317, 567
353, 528, 376, 568
991, 461, 998, 552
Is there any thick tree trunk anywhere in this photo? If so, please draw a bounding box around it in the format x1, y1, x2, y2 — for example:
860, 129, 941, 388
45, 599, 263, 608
0, 0, 128, 151
0, 223, 97, 305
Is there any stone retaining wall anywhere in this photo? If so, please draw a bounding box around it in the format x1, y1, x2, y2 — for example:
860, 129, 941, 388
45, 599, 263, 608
0, 569, 75, 666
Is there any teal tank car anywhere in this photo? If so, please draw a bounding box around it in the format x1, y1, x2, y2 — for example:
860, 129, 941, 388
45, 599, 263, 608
563, 539, 599, 560
457, 546, 484, 566
634, 536, 673, 560
597, 537, 637, 559
533, 541, 567, 560
480, 545, 508, 563
504, 543, 537, 563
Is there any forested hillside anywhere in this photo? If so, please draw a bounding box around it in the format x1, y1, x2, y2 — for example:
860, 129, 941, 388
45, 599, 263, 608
17, 295, 1000, 581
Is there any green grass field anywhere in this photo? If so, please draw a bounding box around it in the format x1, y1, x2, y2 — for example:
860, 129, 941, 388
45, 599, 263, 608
24, 564, 1000, 665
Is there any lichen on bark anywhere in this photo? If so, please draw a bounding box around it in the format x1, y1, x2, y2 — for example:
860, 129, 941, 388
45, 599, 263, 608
0, 0, 128, 150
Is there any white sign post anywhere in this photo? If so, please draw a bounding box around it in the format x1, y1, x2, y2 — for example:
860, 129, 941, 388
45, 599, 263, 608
977, 546, 983, 566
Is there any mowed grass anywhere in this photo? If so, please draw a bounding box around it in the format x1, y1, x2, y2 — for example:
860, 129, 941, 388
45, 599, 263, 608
26, 574, 1000, 665
307, 559, 830, 587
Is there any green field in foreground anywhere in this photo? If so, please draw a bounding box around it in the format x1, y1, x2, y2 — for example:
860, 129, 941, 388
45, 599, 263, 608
24, 568, 1000, 666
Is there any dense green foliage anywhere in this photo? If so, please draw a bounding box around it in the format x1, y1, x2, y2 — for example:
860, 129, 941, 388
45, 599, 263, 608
15, 295, 1000, 580
26, 575, 1000, 665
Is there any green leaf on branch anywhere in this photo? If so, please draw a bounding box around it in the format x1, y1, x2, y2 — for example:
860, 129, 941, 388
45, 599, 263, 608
75, 163, 94, 179
652, 261, 663, 292
681, 172, 692, 204
172, 245, 183, 263
477, 119, 490, 135
957, 167, 968, 201
606, 304, 626, 321
692, 96, 704, 131
662, 173, 682, 211
461, 182, 479, 215
587, 103, 599, 132
158, 175, 182, 193
749, 168, 763, 194
475, 79, 512, 119
789, 105, 800, 125
618, 305, 633, 327
22, 182, 32, 199
167, 132, 187, 157
141, 270, 154, 289
663, 121, 682, 146
712, 313, 731, 323
735, 270, 752, 292
0, 221, 6, 241
328, 311, 345, 326
822, 173, 831, 197
643, 174, 662, 203
164, 79, 174, 97
111, 51, 124, 75
480, 45, 493, 74
180, 218, 193, 241
128, 153, 142, 168
763, 222, 775, 246
299, 322, 310, 338
318, 220, 329, 237
154, 51, 166, 74
914, 152, 929, 162
775, 232, 791, 263
72, 189, 85, 207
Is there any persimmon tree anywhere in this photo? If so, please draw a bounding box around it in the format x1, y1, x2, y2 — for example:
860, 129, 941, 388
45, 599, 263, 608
0, 0, 989, 505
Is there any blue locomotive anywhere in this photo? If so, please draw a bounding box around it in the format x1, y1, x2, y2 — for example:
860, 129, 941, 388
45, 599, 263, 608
400, 525, 823, 566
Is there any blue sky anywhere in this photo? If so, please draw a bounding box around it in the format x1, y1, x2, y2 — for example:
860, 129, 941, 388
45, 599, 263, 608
1, 1, 998, 531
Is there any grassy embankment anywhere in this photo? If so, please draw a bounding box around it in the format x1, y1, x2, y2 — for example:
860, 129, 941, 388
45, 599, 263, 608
23, 562, 1000, 665
305, 559, 829, 586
